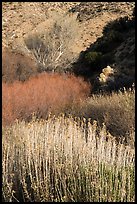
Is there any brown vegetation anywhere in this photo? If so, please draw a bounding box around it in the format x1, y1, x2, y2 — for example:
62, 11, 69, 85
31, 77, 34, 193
73, 88, 135, 145
2, 73, 91, 126
2, 47, 38, 83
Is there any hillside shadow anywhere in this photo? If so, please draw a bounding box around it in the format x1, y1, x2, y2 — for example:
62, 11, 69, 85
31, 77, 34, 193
72, 14, 135, 93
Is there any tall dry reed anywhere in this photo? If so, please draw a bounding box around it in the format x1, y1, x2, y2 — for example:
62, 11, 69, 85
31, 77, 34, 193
2, 115, 135, 202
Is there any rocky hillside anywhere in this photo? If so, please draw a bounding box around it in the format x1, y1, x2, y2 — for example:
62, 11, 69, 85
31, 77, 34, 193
2, 2, 134, 51
70, 2, 134, 21
2, 2, 135, 92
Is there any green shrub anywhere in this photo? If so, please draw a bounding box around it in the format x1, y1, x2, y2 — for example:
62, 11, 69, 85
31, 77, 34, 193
84, 51, 102, 65
83, 51, 108, 73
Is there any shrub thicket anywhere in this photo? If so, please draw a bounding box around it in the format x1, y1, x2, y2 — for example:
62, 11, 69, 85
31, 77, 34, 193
73, 87, 135, 145
2, 47, 38, 83
2, 73, 91, 126
84, 51, 102, 67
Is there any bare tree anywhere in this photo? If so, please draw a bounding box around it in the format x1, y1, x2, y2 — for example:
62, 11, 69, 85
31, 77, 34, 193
25, 12, 80, 73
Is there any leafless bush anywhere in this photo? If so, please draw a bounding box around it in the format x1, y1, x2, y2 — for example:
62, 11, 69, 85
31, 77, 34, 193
24, 12, 80, 73
2, 72, 90, 126
2, 47, 38, 83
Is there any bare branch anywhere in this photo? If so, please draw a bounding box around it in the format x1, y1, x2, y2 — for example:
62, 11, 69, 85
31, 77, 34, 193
24, 12, 80, 72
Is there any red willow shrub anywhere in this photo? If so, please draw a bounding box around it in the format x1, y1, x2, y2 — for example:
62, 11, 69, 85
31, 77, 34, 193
2, 73, 91, 126
2, 47, 38, 83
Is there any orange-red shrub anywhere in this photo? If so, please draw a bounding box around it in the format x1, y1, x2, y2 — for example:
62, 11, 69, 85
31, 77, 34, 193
2, 73, 91, 126
2, 47, 38, 83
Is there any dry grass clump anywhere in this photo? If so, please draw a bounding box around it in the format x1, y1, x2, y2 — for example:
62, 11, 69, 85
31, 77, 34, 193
98, 65, 115, 83
2, 47, 38, 83
2, 73, 91, 126
73, 87, 135, 145
2, 115, 135, 202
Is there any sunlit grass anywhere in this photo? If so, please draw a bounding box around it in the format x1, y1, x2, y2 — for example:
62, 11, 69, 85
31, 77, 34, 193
2, 115, 135, 202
